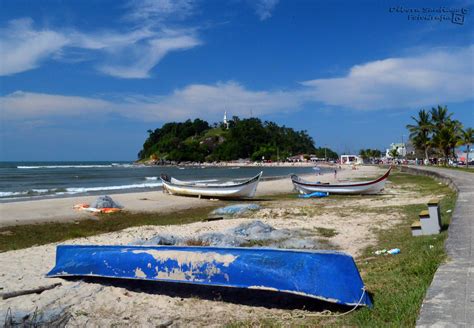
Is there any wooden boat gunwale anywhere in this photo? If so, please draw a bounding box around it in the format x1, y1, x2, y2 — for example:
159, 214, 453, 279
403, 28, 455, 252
161, 171, 263, 189
291, 167, 391, 189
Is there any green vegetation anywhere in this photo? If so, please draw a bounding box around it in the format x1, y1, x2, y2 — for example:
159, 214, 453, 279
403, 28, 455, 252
407, 105, 472, 167
359, 149, 382, 161
138, 117, 337, 162
0, 206, 218, 252
315, 227, 338, 238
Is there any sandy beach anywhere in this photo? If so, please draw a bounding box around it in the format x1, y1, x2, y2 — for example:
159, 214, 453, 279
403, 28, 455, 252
0, 165, 441, 326
0, 165, 370, 228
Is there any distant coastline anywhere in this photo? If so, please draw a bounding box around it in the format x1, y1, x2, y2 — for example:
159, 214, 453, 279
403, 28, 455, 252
138, 160, 336, 168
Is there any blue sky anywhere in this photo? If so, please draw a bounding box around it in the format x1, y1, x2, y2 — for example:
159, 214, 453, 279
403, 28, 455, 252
1, 0, 473, 161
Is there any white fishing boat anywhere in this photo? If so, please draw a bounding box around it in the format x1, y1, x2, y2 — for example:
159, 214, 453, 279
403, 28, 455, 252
291, 167, 391, 195
160, 172, 263, 198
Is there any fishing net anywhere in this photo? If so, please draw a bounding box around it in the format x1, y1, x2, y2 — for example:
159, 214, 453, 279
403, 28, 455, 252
89, 195, 123, 209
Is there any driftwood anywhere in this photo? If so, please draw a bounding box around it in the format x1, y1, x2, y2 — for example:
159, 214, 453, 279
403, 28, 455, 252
202, 216, 224, 222
1, 283, 62, 300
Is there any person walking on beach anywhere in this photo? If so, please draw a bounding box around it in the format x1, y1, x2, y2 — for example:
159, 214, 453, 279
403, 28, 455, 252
334, 168, 337, 180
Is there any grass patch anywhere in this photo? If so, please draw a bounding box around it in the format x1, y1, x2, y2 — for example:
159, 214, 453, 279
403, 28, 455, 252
387, 172, 452, 196
239, 239, 275, 247
315, 227, 338, 238
0, 206, 217, 252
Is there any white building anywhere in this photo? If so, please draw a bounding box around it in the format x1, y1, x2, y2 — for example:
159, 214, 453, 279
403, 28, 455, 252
386, 143, 407, 158
340, 155, 363, 165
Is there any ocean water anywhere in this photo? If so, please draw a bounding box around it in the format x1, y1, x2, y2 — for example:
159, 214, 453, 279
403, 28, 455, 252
0, 162, 325, 202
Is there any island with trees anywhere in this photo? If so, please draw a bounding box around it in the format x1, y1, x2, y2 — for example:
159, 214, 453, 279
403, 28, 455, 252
138, 117, 338, 163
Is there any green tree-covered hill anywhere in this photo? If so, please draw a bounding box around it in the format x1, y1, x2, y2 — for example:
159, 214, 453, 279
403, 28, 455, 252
138, 117, 336, 162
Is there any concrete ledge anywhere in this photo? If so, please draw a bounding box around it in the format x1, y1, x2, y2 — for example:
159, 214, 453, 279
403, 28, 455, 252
398, 166, 473, 327
419, 210, 430, 218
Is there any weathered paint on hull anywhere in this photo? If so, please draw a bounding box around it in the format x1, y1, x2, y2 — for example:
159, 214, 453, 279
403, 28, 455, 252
47, 245, 372, 307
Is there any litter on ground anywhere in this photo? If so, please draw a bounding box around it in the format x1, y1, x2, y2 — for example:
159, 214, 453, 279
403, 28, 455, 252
298, 191, 329, 198
375, 248, 400, 255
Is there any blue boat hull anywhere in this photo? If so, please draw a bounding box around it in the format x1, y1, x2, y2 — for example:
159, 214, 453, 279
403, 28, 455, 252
47, 245, 372, 307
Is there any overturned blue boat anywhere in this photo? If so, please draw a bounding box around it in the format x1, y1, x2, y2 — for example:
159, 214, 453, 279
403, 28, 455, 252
47, 245, 372, 307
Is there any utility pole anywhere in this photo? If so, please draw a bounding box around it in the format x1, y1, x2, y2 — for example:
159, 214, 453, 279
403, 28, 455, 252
401, 134, 405, 158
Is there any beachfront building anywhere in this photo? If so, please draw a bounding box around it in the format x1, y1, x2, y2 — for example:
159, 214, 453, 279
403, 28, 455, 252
287, 154, 307, 162
386, 143, 407, 158
340, 155, 363, 165
456, 149, 474, 164
310, 156, 326, 162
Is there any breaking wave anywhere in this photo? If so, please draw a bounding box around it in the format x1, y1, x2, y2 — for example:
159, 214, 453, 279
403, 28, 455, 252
0, 182, 162, 200
16, 164, 138, 169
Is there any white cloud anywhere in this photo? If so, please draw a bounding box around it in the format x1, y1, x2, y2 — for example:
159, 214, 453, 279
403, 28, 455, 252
0, 2, 201, 79
301, 46, 474, 110
254, 0, 279, 21
2, 46, 472, 122
0, 19, 69, 76
125, 81, 303, 120
124, 0, 196, 23
0, 91, 110, 119
0, 82, 302, 122
69, 27, 157, 50
97, 34, 201, 78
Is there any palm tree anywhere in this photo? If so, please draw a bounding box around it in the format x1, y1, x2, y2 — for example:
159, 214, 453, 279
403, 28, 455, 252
430, 105, 452, 130
407, 109, 432, 162
431, 127, 452, 165
431, 120, 462, 165
459, 128, 474, 168
447, 120, 463, 159
388, 148, 399, 160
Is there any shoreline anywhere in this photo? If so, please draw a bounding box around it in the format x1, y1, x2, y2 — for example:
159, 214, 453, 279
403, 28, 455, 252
0, 165, 380, 228
0, 173, 307, 205
149, 162, 336, 167
0, 164, 332, 204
